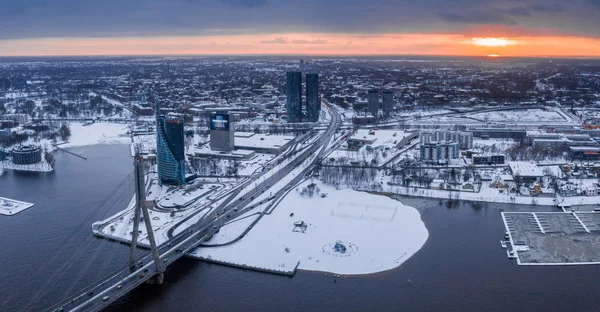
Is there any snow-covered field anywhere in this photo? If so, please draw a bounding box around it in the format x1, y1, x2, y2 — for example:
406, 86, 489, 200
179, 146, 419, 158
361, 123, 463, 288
472, 138, 517, 152
61, 122, 130, 148
190, 180, 429, 275
0, 197, 34, 216
468, 109, 566, 123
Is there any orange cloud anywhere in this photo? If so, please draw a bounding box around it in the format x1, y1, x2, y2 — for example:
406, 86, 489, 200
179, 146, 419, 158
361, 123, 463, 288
0, 33, 599, 57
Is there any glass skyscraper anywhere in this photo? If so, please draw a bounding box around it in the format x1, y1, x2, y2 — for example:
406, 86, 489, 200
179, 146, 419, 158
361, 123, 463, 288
156, 115, 185, 186
367, 89, 380, 117
382, 89, 394, 116
286, 71, 302, 122
306, 73, 320, 122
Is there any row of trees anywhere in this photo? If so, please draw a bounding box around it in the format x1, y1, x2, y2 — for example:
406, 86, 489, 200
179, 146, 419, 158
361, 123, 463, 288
505, 144, 568, 162
0, 123, 71, 147
320, 166, 378, 190
7, 95, 125, 120
188, 157, 240, 177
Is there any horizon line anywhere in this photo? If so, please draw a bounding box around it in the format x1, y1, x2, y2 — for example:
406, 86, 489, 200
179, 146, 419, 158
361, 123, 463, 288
1, 53, 599, 60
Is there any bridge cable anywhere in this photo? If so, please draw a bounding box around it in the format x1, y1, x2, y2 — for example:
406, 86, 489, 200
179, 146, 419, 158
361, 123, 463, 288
21, 173, 134, 311
57, 177, 136, 303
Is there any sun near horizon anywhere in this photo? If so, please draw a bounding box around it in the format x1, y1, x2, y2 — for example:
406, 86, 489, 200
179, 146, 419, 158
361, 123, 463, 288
0, 34, 600, 58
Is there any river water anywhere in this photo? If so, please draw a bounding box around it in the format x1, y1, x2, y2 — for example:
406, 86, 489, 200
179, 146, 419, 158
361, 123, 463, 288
1, 144, 600, 312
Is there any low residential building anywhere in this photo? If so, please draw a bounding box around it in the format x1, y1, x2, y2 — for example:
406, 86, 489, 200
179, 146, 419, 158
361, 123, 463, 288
557, 180, 580, 197
586, 187, 598, 196
472, 154, 505, 165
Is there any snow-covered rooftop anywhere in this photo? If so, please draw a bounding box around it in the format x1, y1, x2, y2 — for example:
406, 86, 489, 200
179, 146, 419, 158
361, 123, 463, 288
508, 161, 544, 177
234, 133, 294, 152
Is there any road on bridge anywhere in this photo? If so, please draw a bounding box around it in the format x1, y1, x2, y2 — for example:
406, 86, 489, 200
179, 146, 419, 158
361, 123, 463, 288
49, 103, 341, 312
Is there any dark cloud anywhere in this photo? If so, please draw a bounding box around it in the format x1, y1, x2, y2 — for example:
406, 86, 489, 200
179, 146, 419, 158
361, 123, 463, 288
499, 7, 534, 17
530, 3, 564, 12
498, 3, 563, 17
440, 1, 567, 26
585, 0, 600, 7
439, 11, 518, 26
221, 0, 268, 8
0, 0, 598, 40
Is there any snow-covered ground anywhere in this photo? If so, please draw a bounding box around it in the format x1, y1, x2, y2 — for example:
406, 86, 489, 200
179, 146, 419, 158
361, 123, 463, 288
190, 180, 429, 275
407, 108, 578, 127
93, 171, 239, 245
61, 122, 131, 148
0, 197, 34, 216
467, 109, 566, 123
472, 138, 517, 152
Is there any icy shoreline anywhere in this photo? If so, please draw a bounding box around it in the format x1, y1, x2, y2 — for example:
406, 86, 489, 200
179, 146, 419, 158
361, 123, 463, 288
382, 183, 595, 207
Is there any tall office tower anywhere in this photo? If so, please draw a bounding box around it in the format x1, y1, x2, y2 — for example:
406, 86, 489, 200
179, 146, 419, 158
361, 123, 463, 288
156, 113, 185, 186
209, 112, 235, 151
306, 73, 320, 122
367, 89, 380, 117
382, 90, 394, 116
300, 59, 305, 72
286, 71, 302, 122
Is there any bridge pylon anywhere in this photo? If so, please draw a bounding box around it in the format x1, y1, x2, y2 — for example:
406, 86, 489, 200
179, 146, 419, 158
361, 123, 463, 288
129, 151, 165, 284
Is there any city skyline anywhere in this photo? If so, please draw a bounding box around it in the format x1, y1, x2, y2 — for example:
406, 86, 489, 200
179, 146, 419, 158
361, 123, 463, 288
1, 0, 600, 57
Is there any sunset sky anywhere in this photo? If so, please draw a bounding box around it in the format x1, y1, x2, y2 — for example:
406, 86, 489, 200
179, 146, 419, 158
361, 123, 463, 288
1, 0, 600, 57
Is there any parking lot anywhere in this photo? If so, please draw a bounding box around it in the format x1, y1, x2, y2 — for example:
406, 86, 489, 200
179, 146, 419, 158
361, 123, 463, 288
502, 212, 600, 265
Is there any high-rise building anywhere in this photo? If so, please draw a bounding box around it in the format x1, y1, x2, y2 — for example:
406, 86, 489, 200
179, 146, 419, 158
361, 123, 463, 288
367, 89, 380, 117
306, 73, 320, 122
156, 114, 185, 186
382, 90, 394, 116
209, 112, 235, 152
286, 71, 302, 122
